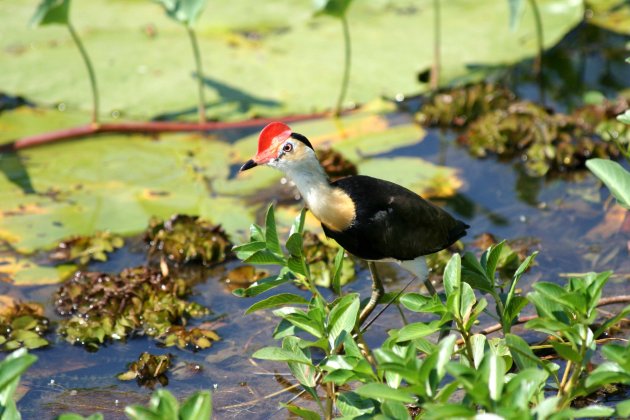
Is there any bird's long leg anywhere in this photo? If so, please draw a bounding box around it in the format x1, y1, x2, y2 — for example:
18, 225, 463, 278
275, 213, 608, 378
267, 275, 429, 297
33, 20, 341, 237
359, 261, 384, 324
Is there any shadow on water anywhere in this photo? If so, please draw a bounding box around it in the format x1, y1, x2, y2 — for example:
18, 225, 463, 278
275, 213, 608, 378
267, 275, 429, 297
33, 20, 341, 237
0, 151, 35, 194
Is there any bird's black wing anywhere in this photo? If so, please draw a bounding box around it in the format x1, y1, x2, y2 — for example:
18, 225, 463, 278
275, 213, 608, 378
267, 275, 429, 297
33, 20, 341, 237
324, 175, 468, 261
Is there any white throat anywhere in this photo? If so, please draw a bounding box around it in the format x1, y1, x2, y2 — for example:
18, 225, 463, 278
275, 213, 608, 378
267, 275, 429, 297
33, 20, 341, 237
274, 152, 355, 232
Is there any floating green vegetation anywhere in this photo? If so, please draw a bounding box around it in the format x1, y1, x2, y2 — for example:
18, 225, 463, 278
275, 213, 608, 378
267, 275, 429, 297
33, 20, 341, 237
418, 83, 628, 177
317, 147, 358, 181
117, 352, 172, 389
417, 83, 515, 127
50, 231, 124, 265
145, 215, 232, 266
302, 231, 355, 288
0, 301, 49, 351
162, 326, 220, 351
55, 267, 217, 351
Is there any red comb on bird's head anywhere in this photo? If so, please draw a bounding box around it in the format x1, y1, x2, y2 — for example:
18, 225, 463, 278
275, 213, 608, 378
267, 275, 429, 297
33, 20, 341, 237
258, 122, 292, 154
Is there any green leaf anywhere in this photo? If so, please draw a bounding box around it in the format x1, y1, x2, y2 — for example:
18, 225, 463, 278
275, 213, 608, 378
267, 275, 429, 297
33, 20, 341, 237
30, 0, 70, 27
461, 252, 493, 293
264, 205, 283, 256
124, 406, 163, 420
337, 391, 375, 417
283, 312, 325, 339
58, 415, 104, 420
618, 110, 630, 125
289, 208, 307, 236
0, 348, 38, 392
485, 352, 506, 401
443, 253, 461, 298
151, 389, 179, 419
327, 294, 360, 347
245, 293, 309, 314
506, 333, 543, 371
617, 399, 630, 418
354, 383, 415, 403
179, 391, 212, 420
243, 249, 286, 265
155, 0, 208, 27
602, 343, 630, 371
283, 337, 317, 387
285, 233, 303, 257
400, 293, 447, 314
381, 400, 411, 420
252, 346, 312, 365
483, 240, 505, 281
232, 274, 290, 297
284, 404, 320, 420
313, 0, 353, 18
551, 342, 581, 363
232, 241, 267, 260
331, 248, 345, 295
395, 320, 442, 342
570, 405, 615, 418
586, 158, 630, 209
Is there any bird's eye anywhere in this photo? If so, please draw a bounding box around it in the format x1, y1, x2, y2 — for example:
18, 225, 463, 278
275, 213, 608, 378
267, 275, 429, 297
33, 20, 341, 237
282, 143, 294, 153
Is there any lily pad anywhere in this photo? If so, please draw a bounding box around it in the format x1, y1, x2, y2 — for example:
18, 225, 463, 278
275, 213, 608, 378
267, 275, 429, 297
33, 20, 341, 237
0, 0, 583, 120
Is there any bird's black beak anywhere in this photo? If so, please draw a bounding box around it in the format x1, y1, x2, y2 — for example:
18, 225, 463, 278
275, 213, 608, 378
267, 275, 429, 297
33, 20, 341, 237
240, 159, 257, 172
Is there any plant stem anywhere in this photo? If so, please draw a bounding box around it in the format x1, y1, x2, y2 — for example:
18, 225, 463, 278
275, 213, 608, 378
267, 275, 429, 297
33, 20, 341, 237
527, 0, 545, 105
430, 0, 441, 90
335, 15, 351, 117
67, 22, 99, 125
186, 26, 207, 124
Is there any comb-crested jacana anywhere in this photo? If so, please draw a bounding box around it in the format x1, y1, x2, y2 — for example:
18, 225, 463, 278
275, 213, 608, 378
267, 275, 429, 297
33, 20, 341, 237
240, 122, 469, 323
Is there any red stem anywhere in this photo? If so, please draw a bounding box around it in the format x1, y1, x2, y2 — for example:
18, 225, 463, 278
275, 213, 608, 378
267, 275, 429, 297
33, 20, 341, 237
5, 112, 333, 151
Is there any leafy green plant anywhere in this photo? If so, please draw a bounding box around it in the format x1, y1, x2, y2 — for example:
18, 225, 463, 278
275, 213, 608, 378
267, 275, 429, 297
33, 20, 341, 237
155, 0, 209, 123
233, 208, 630, 418
313, 0, 354, 116
586, 107, 630, 209
31, 0, 100, 123
50, 231, 124, 265
0, 302, 50, 351
0, 348, 37, 419
117, 352, 172, 388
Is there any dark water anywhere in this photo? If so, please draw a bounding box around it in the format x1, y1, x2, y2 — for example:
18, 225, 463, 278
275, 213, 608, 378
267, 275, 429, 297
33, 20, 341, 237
8, 22, 630, 420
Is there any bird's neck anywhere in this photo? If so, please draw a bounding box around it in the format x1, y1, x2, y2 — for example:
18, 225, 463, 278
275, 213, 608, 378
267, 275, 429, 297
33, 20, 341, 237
284, 159, 355, 232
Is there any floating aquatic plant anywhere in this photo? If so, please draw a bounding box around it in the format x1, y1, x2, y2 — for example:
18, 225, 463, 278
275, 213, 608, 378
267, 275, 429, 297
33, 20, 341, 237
317, 147, 358, 181
55, 267, 217, 350
145, 215, 232, 266
0, 302, 49, 351
50, 231, 124, 265
117, 352, 172, 389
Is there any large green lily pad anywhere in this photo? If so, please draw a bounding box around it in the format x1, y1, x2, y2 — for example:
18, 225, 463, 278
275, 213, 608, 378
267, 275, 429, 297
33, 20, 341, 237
0, 0, 583, 121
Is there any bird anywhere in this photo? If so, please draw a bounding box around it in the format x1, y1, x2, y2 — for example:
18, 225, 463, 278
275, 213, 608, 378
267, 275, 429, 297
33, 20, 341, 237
240, 122, 469, 324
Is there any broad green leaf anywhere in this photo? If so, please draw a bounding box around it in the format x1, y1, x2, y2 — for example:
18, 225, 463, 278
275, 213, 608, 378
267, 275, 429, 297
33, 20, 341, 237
252, 346, 312, 365
124, 406, 163, 420
354, 383, 415, 403
602, 343, 630, 371
155, 0, 208, 27
586, 158, 630, 209
331, 247, 345, 295
337, 391, 375, 417
551, 342, 581, 363
395, 320, 442, 342
283, 312, 325, 339
243, 249, 285, 265
617, 399, 630, 418
485, 352, 506, 401
483, 241, 505, 281
313, 0, 353, 19
232, 241, 267, 259
570, 405, 615, 418
285, 233, 303, 257
284, 404, 320, 420
0, 348, 38, 391
506, 333, 543, 371
179, 391, 212, 420
283, 337, 317, 387
30, 0, 70, 27
327, 293, 360, 347
443, 253, 461, 298
618, 110, 630, 125
151, 389, 179, 419
264, 205, 282, 256
461, 252, 494, 293
420, 404, 476, 419
232, 274, 290, 297
381, 400, 411, 420
245, 293, 309, 314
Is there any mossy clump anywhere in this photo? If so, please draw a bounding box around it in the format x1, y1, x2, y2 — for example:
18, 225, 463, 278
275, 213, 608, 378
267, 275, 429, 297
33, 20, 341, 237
416, 83, 515, 127
461, 101, 621, 176
302, 231, 355, 288
55, 267, 218, 351
117, 352, 172, 388
145, 215, 232, 266
317, 148, 358, 181
0, 301, 49, 351
50, 231, 124, 265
